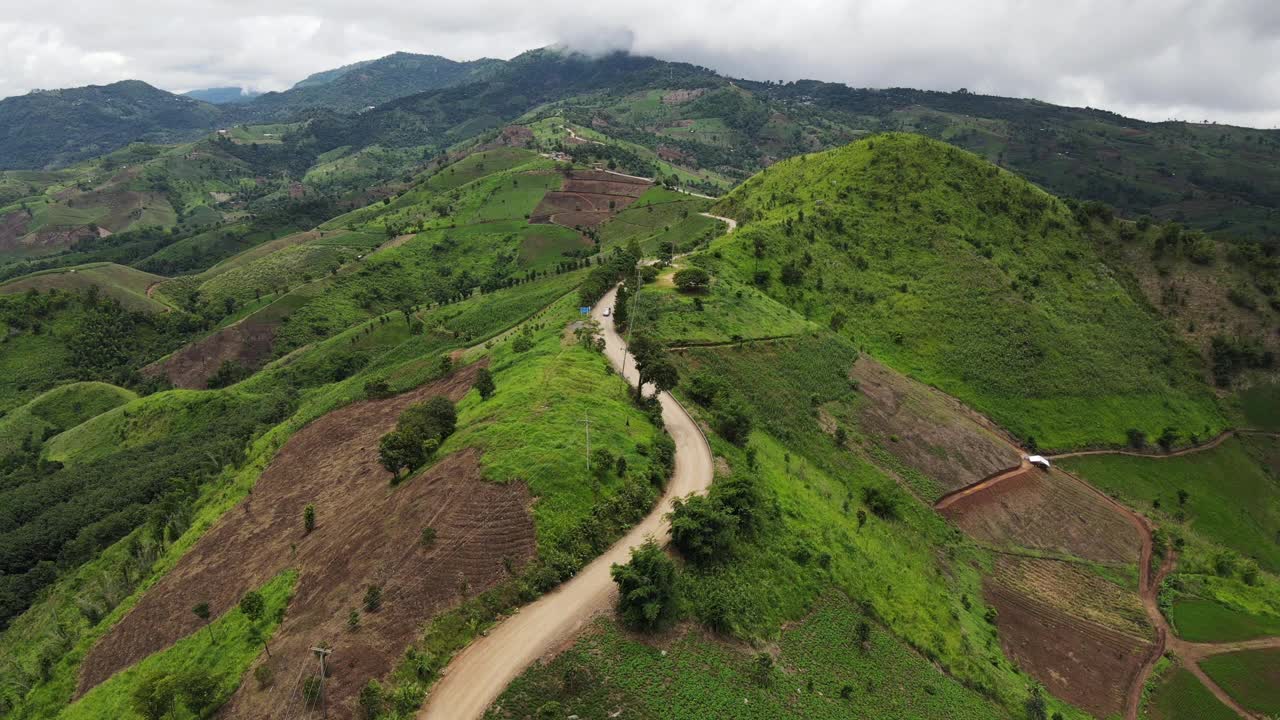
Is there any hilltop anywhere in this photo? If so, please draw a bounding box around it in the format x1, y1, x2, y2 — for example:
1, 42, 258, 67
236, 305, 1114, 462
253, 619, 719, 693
710, 133, 1225, 449
0, 82, 221, 169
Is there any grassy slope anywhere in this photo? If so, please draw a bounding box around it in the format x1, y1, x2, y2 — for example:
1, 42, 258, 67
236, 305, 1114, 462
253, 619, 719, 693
444, 293, 662, 551
599, 188, 717, 255
0, 264, 169, 313
711, 133, 1223, 450
0, 382, 136, 457
1060, 436, 1280, 573
59, 570, 296, 720
491, 594, 1009, 720
636, 267, 814, 345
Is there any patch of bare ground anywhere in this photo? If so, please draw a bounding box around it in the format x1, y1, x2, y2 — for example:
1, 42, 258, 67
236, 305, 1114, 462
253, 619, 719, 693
851, 356, 1022, 498
985, 556, 1154, 719
661, 89, 707, 104
0, 210, 28, 251
144, 317, 279, 389
78, 362, 537, 720
530, 171, 650, 229
941, 467, 1142, 564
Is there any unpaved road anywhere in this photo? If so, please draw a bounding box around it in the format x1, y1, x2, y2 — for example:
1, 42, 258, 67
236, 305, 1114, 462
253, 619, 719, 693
420, 285, 714, 720
700, 211, 737, 233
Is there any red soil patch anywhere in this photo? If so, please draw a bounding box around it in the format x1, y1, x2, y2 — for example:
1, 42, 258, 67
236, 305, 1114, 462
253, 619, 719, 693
530, 171, 650, 229
657, 145, 687, 163
0, 211, 29, 252
940, 467, 1141, 564
985, 558, 1154, 719
144, 317, 279, 389
78, 363, 537, 719
483, 125, 534, 149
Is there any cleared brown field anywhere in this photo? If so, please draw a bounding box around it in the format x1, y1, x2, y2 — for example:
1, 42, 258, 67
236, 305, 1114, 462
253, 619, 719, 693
530, 170, 650, 229
986, 556, 1155, 719
851, 356, 1022, 500
144, 315, 279, 389
941, 467, 1142, 564
78, 363, 537, 718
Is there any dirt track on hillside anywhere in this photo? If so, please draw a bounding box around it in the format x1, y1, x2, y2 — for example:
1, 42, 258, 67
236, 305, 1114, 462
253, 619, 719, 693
79, 362, 539, 719
418, 284, 715, 720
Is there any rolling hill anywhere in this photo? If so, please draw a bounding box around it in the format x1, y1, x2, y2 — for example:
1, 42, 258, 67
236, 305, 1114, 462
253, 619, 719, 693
0, 81, 221, 170
709, 133, 1224, 449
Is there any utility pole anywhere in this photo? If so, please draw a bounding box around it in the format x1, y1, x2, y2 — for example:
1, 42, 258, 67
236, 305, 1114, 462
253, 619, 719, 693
620, 266, 643, 380
310, 646, 332, 719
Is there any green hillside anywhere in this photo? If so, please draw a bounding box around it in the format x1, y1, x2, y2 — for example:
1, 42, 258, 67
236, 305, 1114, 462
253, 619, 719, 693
0, 264, 169, 313
711, 133, 1223, 450
0, 382, 136, 458
0, 82, 221, 170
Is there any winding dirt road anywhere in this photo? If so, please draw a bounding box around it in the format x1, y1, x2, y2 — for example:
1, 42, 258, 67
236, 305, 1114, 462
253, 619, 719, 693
419, 285, 714, 719
699, 211, 737, 233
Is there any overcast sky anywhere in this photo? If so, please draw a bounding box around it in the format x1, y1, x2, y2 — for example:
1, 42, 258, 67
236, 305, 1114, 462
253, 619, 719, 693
2, 0, 1277, 127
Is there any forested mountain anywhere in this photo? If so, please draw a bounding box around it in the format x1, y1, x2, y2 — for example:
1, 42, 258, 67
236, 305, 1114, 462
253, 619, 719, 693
6, 47, 1280, 245
0, 81, 221, 169
239, 52, 505, 119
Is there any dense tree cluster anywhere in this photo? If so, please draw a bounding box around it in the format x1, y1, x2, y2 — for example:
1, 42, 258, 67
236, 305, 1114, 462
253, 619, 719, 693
0, 390, 292, 629
378, 396, 457, 479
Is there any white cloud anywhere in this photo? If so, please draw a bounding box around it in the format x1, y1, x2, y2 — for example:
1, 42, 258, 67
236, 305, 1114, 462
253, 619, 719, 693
0, 0, 1276, 127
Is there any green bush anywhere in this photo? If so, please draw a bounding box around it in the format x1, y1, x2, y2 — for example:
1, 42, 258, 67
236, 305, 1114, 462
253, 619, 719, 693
610, 540, 678, 631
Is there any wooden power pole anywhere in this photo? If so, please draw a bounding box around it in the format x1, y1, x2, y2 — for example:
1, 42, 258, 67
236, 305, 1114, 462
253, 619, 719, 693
310, 646, 332, 719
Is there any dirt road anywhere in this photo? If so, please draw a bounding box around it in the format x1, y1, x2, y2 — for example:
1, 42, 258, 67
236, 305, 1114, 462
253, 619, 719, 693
419, 285, 714, 719
700, 211, 737, 233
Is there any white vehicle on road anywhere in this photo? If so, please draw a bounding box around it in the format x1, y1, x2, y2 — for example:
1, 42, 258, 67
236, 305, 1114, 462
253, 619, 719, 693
603, 306, 611, 317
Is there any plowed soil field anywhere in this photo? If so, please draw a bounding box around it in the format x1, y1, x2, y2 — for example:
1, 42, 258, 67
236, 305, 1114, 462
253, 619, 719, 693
985, 556, 1155, 719
77, 362, 537, 719
941, 467, 1141, 564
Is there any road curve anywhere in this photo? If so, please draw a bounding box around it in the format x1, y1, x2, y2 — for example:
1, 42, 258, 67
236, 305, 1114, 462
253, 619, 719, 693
419, 285, 715, 719
700, 211, 737, 233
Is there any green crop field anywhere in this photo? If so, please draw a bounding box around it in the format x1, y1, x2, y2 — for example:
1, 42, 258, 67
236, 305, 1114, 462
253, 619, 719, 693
1144, 666, 1237, 720
710, 133, 1224, 451
635, 267, 813, 345
1168, 599, 1280, 642
426, 148, 541, 191
1061, 435, 1280, 573
1199, 649, 1280, 717
490, 593, 1009, 720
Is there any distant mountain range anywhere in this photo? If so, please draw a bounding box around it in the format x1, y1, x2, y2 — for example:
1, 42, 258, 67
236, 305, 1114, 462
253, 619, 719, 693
0, 52, 502, 169
2, 47, 1278, 242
